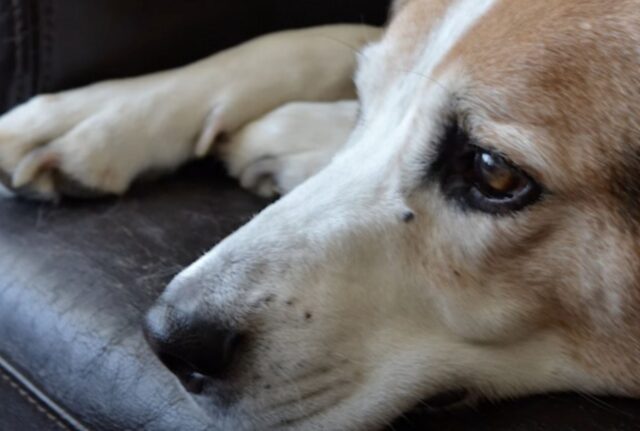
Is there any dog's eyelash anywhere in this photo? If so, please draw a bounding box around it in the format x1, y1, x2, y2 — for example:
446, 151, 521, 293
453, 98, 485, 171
426, 117, 472, 182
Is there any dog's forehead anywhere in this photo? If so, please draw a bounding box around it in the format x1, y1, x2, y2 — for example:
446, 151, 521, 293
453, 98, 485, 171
449, 0, 640, 123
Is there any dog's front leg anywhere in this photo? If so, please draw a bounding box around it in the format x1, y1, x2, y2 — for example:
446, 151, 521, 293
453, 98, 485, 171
0, 25, 381, 200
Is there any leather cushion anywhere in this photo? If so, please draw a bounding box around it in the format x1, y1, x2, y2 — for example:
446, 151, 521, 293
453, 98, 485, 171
0, 363, 65, 431
0, 163, 247, 430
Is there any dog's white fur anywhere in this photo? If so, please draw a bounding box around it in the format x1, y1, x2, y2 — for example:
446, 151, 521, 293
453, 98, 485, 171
2, 0, 640, 430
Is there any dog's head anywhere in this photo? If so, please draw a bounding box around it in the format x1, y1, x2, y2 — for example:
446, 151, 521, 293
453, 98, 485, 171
145, 0, 640, 429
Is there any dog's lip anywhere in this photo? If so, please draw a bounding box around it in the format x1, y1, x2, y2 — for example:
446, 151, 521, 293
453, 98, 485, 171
183, 379, 469, 429
422, 388, 470, 410
407, 389, 470, 415
390, 389, 470, 429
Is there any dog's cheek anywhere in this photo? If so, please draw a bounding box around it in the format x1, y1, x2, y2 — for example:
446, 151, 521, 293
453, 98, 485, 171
435, 288, 544, 344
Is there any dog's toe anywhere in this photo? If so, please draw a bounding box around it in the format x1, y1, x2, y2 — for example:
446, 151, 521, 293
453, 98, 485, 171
239, 157, 283, 198
220, 101, 358, 198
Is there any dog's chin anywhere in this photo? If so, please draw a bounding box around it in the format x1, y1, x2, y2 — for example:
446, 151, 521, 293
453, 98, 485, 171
190, 385, 349, 430
183, 374, 470, 431
189, 377, 357, 430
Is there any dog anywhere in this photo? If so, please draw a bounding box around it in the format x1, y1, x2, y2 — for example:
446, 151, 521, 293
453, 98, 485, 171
1, 0, 639, 429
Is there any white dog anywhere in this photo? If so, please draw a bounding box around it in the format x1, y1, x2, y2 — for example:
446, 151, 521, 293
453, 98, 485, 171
1, 0, 640, 430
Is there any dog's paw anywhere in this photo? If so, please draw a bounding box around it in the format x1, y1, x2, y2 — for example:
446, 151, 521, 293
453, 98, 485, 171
220, 101, 358, 198
0, 88, 153, 200
0, 94, 89, 199
0, 99, 136, 199
0, 82, 204, 200
233, 150, 335, 199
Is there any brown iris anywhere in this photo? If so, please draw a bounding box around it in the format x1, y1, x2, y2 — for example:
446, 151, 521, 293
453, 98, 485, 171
474, 151, 526, 198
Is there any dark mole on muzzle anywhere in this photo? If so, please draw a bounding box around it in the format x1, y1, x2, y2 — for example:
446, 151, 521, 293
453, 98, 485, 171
403, 211, 416, 223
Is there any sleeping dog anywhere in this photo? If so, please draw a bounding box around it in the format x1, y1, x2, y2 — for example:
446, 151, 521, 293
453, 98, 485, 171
1, 0, 639, 429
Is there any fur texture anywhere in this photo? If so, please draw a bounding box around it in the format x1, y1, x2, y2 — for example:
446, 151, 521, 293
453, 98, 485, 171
2, 1, 640, 430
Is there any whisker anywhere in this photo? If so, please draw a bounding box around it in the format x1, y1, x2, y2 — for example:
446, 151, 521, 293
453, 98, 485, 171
272, 362, 307, 420
269, 392, 351, 430
265, 381, 348, 411
384, 403, 410, 431
288, 365, 333, 382
577, 392, 636, 418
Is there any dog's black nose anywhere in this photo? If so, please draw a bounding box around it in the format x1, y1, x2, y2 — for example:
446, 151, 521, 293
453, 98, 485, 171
144, 306, 243, 384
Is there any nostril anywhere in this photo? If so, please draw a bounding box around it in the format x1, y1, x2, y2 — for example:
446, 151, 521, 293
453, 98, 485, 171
156, 350, 192, 376
156, 351, 207, 394
144, 307, 245, 383
178, 328, 245, 378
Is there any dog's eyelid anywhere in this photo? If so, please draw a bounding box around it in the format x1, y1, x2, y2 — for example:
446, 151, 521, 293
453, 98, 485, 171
433, 116, 534, 179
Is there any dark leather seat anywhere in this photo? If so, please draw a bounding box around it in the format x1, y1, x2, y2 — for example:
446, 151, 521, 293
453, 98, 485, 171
1, 1, 639, 430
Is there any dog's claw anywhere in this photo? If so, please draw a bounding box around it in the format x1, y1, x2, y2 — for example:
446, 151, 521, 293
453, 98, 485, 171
240, 158, 282, 198
12, 148, 58, 189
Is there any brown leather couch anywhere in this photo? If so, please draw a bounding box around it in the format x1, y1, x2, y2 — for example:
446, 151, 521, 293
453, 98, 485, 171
1, 1, 640, 430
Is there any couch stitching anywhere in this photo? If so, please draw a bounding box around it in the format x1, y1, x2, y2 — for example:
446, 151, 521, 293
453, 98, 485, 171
0, 366, 71, 431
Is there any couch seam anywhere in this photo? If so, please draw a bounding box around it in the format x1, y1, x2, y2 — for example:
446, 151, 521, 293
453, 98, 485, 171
0, 355, 90, 431
0, 366, 70, 431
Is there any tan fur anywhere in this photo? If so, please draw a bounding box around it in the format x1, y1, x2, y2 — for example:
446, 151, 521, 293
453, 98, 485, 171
385, 0, 640, 395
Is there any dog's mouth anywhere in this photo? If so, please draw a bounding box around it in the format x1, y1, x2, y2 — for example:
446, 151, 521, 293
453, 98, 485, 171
178, 368, 471, 429
385, 390, 471, 430
412, 388, 471, 412
385, 389, 473, 430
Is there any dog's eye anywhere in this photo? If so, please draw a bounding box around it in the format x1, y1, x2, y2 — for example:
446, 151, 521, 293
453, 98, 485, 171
473, 151, 527, 199
433, 122, 543, 215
